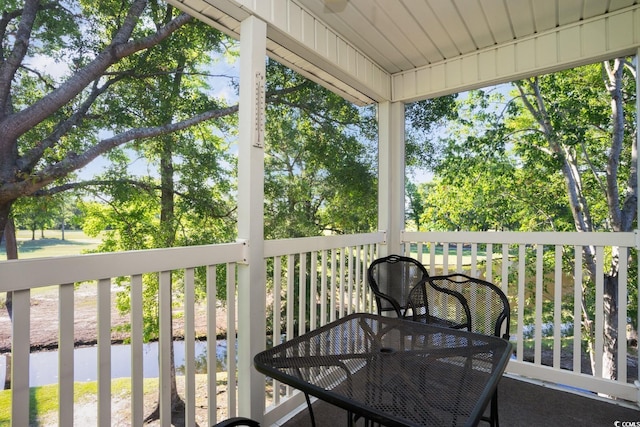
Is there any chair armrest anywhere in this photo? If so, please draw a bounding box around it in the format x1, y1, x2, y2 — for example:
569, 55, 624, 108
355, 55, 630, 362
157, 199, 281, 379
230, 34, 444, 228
213, 417, 261, 427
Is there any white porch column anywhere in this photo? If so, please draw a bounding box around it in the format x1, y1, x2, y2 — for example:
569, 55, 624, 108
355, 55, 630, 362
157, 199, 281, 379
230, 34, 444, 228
237, 15, 267, 420
378, 101, 406, 255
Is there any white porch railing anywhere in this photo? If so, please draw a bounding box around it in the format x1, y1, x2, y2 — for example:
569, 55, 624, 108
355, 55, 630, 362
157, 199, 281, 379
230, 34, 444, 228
0, 230, 638, 427
403, 231, 640, 404
260, 232, 383, 423
0, 243, 247, 427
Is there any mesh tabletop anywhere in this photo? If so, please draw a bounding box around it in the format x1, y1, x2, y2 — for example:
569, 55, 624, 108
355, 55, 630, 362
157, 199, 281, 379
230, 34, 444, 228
254, 313, 513, 427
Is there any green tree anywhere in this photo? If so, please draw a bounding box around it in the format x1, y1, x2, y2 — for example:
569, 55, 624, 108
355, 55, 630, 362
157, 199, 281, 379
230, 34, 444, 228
0, 0, 238, 250
12, 195, 58, 239
406, 181, 426, 231
264, 61, 378, 238
0, 0, 239, 420
405, 96, 459, 171
510, 59, 637, 380
403, 94, 460, 229
425, 59, 637, 381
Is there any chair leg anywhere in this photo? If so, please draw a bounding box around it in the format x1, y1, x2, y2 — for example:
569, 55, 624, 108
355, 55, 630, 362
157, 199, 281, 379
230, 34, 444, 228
304, 392, 316, 427
491, 389, 499, 427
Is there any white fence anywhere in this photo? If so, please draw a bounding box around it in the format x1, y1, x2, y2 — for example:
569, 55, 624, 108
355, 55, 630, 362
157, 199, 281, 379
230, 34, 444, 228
403, 230, 640, 403
0, 243, 246, 427
0, 230, 638, 427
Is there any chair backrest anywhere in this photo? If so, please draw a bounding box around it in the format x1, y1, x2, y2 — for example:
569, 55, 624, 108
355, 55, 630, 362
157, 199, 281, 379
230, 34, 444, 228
405, 278, 471, 330
427, 273, 511, 339
367, 254, 429, 317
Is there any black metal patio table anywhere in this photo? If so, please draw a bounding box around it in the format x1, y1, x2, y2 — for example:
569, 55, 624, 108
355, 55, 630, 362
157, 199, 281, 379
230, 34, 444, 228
254, 312, 513, 427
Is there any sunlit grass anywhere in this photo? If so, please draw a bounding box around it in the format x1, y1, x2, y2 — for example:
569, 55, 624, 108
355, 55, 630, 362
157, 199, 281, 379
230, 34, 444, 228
0, 230, 102, 259
0, 377, 159, 426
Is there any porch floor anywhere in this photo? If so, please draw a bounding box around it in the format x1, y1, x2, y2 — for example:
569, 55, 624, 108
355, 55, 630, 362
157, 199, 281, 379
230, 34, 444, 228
278, 374, 640, 426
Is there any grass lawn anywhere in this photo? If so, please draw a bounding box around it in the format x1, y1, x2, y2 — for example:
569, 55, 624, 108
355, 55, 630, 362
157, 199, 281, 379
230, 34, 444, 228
0, 373, 228, 426
0, 377, 158, 426
0, 230, 102, 259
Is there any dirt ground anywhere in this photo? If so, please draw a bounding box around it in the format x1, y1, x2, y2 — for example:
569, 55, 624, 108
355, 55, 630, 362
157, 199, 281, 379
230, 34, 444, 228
0, 283, 223, 353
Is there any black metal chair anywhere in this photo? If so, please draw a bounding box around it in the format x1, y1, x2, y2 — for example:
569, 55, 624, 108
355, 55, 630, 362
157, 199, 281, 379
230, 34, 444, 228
419, 273, 511, 427
405, 277, 471, 330
367, 254, 429, 317
213, 417, 260, 427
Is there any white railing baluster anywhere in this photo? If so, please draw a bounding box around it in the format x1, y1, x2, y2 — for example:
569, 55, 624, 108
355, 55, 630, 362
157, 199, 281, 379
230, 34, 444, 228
330, 249, 337, 322
595, 246, 605, 377
58, 283, 74, 427
470, 243, 478, 276
97, 278, 111, 427
339, 249, 345, 318
310, 250, 318, 331
287, 254, 294, 340
299, 253, 307, 335
416, 242, 424, 263
184, 267, 196, 427
226, 263, 237, 417
534, 244, 543, 365
368, 244, 376, 312
272, 256, 283, 404
320, 250, 327, 326
618, 247, 628, 381
553, 246, 562, 369
347, 247, 353, 315
517, 244, 526, 363
501, 243, 509, 296
11, 289, 30, 426
427, 241, 436, 275
206, 265, 217, 424
130, 274, 144, 427
486, 243, 493, 283
159, 271, 171, 426
573, 246, 583, 373
354, 246, 361, 312
443, 242, 450, 273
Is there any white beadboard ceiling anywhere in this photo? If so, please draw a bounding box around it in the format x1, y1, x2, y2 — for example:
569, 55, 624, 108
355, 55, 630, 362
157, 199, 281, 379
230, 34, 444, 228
168, 0, 639, 103
297, 0, 637, 74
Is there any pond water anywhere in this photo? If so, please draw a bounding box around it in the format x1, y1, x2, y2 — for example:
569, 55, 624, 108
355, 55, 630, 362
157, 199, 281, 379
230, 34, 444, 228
0, 339, 228, 389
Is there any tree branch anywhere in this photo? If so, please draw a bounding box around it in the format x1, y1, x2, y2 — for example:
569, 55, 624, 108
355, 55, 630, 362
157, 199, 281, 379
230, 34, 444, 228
0, 103, 239, 198
19, 75, 124, 172
1, 0, 193, 142
0, 0, 40, 115
33, 178, 158, 195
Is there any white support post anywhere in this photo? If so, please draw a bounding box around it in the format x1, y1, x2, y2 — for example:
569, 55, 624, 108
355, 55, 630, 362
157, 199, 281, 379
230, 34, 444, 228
237, 15, 267, 420
378, 101, 406, 255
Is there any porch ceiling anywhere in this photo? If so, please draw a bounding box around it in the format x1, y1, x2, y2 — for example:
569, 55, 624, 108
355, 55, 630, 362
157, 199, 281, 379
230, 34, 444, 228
167, 0, 640, 105
297, 0, 636, 75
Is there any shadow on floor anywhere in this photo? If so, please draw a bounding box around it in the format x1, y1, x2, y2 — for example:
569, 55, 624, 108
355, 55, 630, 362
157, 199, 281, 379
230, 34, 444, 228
279, 375, 640, 427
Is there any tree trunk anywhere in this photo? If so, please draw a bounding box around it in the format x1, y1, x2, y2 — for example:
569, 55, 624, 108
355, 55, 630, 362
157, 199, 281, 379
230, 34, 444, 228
4, 218, 18, 319
516, 66, 635, 382
3, 218, 18, 390
3, 354, 11, 390
145, 54, 184, 422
